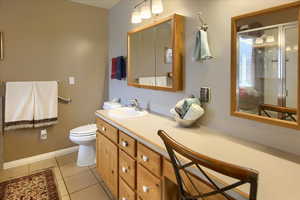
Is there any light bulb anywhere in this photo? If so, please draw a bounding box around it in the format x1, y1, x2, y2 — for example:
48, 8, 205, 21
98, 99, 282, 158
266, 35, 275, 43
152, 0, 163, 14
131, 9, 142, 24
141, 1, 151, 19
286, 46, 291, 52
255, 38, 264, 45
293, 45, 298, 51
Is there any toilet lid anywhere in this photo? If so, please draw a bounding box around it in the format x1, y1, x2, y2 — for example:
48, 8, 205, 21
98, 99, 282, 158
70, 124, 97, 136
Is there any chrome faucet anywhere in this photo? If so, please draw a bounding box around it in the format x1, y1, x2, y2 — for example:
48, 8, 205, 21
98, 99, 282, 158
129, 99, 142, 111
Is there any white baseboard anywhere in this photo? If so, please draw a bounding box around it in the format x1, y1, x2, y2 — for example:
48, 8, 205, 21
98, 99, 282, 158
3, 146, 79, 170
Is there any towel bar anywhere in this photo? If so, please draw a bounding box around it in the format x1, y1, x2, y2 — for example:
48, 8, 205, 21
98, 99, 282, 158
0, 32, 3, 61
58, 96, 72, 104
0, 81, 72, 104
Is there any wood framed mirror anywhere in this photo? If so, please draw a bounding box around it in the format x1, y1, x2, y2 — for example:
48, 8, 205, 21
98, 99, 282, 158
127, 14, 185, 92
231, 1, 300, 129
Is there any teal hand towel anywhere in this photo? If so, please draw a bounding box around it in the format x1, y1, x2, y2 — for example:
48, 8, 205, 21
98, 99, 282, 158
193, 30, 213, 61
175, 98, 201, 118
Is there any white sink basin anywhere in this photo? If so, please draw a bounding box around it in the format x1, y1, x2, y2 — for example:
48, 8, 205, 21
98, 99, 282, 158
108, 107, 148, 119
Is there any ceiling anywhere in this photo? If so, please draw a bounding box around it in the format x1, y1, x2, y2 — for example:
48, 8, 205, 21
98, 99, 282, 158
69, 0, 121, 9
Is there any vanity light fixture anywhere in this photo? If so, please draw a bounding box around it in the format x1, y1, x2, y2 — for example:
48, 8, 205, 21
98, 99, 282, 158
131, 0, 164, 24
152, 0, 164, 14
131, 8, 142, 24
141, 0, 151, 19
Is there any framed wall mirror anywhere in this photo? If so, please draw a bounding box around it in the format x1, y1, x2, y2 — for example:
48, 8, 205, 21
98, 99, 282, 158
127, 14, 185, 92
231, 2, 300, 129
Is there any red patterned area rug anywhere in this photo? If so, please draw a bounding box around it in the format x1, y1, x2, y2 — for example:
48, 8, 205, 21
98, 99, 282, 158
0, 169, 59, 200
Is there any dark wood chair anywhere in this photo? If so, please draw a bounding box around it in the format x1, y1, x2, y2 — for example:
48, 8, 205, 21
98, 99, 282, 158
158, 130, 259, 200
258, 104, 297, 122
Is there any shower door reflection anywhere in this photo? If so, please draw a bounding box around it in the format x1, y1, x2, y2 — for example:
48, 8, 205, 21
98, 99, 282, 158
237, 22, 298, 122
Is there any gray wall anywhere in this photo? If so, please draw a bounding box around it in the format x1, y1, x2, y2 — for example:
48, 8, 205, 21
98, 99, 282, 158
108, 0, 300, 155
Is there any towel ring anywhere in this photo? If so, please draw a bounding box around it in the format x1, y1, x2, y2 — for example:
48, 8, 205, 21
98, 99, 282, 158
197, 12, 208, 31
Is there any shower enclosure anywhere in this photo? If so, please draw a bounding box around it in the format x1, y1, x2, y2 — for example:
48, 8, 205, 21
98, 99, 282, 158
237, 22, 298, 121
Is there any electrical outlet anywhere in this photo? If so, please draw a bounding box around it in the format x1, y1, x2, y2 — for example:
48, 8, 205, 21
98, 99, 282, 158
200, 87, 211, 104
40, 129, 47, 140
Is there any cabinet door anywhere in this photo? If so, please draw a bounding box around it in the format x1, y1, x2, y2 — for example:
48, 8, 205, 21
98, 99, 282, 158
96, 132, 105, 180
101, 134, 119, 198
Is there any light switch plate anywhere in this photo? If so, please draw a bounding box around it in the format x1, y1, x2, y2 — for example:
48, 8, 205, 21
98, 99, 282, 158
69, 77, 75, 85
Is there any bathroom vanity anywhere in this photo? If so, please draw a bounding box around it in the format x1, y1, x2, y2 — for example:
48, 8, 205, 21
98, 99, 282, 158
95, 110, 300, 200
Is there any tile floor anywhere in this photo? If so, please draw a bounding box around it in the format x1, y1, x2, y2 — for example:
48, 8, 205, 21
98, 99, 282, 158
0, 152, 111, 200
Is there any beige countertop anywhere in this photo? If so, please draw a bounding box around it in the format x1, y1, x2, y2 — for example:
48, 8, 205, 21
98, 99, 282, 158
96, 110, 300, 200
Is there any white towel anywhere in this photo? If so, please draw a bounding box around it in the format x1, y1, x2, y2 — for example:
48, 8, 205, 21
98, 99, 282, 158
33, 81, 58, 127
138, 77, 156, 86
138, 76, 169, 87
156, 76, 168, 87
4, 82, 34, 130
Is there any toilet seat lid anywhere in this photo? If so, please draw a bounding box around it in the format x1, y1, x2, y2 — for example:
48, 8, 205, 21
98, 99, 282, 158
70, 124, 97, 136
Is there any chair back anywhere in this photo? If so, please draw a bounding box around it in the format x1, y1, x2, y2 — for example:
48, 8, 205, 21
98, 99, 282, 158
158, 130, 259, 200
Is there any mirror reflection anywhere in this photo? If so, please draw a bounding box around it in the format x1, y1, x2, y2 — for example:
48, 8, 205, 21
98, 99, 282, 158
129, 21, 173, 88
237, 22, 298, 122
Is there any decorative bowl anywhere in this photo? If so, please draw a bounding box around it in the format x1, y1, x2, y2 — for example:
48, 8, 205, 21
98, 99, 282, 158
174, 116, 199, 128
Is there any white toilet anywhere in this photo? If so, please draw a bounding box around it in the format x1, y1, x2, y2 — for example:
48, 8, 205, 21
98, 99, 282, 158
70, 101, 122, 167
69, 124, 97, 167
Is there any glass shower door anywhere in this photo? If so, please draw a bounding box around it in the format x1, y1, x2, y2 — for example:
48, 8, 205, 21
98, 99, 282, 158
284, 25, 298, 109
237, 27, 280, 114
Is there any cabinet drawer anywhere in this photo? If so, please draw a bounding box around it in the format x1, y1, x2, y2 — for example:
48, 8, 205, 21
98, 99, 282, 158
119, 178, 136, 200
137, 165, 161, 200
119, 131, 136, 157
119, 150, 136, 189
137, 143, 161, 177
96, 117, 118, 143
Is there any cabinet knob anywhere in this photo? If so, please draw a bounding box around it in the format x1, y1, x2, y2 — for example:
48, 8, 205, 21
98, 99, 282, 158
121, 141, 128, 147
122, 167, 128, 173
102, 127, 106, 132
142, 186, 150, 193
141, 155, 149, 162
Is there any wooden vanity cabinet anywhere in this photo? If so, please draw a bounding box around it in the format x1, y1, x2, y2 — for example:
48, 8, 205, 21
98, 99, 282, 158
96, 116, 239, 200
96, 118, 163, 200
